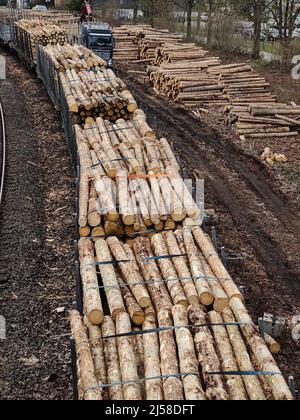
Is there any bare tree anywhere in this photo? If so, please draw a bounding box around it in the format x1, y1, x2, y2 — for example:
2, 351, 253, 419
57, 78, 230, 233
172, 0, 200, 41
268, 0, 300, 61
133, 0, 139, 24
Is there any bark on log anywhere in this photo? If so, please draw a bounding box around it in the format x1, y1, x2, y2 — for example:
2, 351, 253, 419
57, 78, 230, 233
157, 310, 184, 400
230, 297, 293, 400
87, 320, 109, 400
188, 304, 228, 400
208, 310, 248, 400
101, 316, 124, 400
222, 307, 266, 400
172, 305, 206, 400
132, 328, 146, 399
116, 312, 142, 400
143, 317, 164, 400
78, 238, 104, 325
70, 310, 102, 400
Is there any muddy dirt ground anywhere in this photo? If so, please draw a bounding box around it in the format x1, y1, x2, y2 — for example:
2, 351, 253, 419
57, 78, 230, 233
116, 66, 300, 388
0, 51, 75, 400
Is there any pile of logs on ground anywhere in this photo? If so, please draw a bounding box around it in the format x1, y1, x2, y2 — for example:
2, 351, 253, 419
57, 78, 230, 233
113, 25, 151, 62
113, 26, 183, 64
136, 29, 183, 62
146, 42, 300, 138
75, 111, 200, 238
70, 226, 292, 401
44, 44, 107, 72
213, 64, 276, 106
153, 43, 209, 65
148, 50, 227, 107
226, 102, 300, 139
60, 67, 137, 125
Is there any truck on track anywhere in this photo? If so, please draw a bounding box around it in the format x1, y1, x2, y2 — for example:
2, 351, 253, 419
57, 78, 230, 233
80, 22, 114, 68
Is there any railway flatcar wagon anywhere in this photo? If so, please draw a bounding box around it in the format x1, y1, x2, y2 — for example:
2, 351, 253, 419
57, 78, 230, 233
0, 16, 11, 45
0, 16, 35, 67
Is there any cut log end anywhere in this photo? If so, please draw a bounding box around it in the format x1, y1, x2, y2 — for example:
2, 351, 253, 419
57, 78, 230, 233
88, 309, 104, 326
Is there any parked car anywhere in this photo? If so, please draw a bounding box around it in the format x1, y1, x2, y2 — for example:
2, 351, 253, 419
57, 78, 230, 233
32, 5, 48, 11
267, 27, 280, 41
292, 28, 300, 39
242, 27, 254, 39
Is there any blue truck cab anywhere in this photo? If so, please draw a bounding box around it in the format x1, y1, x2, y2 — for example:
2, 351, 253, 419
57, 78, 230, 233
81, 22, 114, 67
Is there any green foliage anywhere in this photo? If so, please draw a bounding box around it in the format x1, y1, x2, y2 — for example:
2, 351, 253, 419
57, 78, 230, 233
68, 0, 83, 12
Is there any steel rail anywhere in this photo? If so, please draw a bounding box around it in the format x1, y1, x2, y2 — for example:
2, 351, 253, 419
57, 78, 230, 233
0, 99, 6, 208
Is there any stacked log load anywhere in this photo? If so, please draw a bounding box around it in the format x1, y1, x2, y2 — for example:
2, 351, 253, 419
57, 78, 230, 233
70, 226, 292, 401
38, 43, 137, 125
60, 67, 137, 125
15, 19, 66, 47
43, 44, 107, 72
75, 111, 200, 238
27, 25, 291, 400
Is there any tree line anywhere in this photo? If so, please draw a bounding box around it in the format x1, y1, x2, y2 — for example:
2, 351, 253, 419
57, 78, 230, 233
131, 0, 300, 60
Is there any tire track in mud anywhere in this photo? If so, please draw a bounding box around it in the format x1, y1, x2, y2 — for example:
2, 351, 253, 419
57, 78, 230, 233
120, 73, 300, 302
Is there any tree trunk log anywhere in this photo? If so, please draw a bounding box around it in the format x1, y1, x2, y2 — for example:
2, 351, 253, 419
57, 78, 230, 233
183, 228, 214, 306
222, 307, 266, 400
95, 239, 126, 320
143, 317, 164, 400
157, 309, 184, 400
151, 233, 188, 307
116, 271, 145, 326
172, 305, 206, 400
101, 316, 124, 400
78, 238, 104, 325
106, 236, 151, 308
230, 297, 293, 400
133, 237, 173, 313
70, 310, 102, 400
116, 312, 142, 400
192, 227, 243, 301
208, 310, 248, 400
188, 304, 228, 400
87, 320, 109, 400
164, 230, 199, 305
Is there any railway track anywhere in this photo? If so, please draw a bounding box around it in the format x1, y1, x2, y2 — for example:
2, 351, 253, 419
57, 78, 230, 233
0, 98, 5, 211
0, 97, 7, 288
